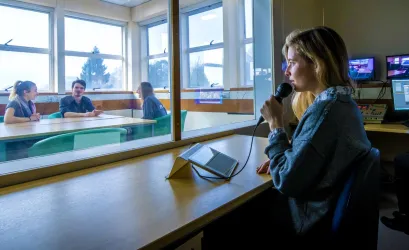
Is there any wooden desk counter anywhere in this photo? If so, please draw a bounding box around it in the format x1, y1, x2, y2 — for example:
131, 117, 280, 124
291, 122, 409, 135
0, 135, 272, 250
0, 117, 156, 141
364, 124, 409, 162
364, 123, 409, 134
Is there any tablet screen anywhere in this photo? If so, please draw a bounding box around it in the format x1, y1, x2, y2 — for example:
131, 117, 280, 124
189, 146, 218, 166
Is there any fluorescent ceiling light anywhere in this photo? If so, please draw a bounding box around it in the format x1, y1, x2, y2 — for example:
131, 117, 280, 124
101, 0, 150, 7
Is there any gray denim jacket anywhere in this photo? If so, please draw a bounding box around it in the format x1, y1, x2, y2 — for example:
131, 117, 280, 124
264, 86, 371, 235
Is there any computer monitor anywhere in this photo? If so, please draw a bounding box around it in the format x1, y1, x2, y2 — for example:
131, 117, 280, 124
348, 57, 375, 81
391, 79, 409, 111
282, 58, 376, 81
386, 54, 409, 79
282, 61, 287, 72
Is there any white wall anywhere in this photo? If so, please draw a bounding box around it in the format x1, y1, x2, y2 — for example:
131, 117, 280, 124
272, 0, 322, 123
17, 0, 131, 21
64, 0, 131, 22
319, 0, 409, 100
321, 0, 409, 82
15, 0, 56, 7
272, 0, 322, 83
131, 0, 209, 22
281, 0, 322, 37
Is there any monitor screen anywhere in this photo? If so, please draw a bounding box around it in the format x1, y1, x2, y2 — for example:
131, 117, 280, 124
386, 55, 409, 79
282, 61, 287, 71
392, 79, 409, 111
348, 58, 375, 81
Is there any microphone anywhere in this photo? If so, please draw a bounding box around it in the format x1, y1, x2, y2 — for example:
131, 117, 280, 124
256, 82, 294, 126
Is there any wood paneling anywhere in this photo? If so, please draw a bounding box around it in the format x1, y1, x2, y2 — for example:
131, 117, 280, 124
81, 91, 133, 95
92, 99, 140, 110
159, 99, 254, 113
0, 99, 254, 115
36, 102, 59, 115
153, 88, 253, 93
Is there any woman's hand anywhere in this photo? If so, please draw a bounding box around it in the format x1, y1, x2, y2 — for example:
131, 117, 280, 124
256, 159, 270, 174
260, 95, 284, 131
93, 110, 103, 116
30, 113, 40, 121
85, 111, 95, 117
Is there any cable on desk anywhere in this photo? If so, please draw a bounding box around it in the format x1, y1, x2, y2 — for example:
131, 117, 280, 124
190, 123, 259, 181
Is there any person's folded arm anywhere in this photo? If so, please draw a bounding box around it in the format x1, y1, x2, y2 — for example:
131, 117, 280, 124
265, 112, 336, 198
4, 108, 30, 124
59, 98, 86, 117
63, 112, 86, 117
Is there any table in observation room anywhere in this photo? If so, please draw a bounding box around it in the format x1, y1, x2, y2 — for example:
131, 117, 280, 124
0, 116, 156, 162
7, 114, 124, 127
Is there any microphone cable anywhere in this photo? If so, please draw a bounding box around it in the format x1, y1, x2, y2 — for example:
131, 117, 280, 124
191, 82, 292, 180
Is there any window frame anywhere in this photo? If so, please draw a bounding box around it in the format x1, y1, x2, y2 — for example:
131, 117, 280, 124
186, 2, 224, 89
64, 12, 128, 91
243, 0, 254, 86
0, 0, 276, 189
146, 19, 170, 90
0, 0, 54, 92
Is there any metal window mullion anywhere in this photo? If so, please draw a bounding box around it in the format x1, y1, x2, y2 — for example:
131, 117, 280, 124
140, 17, 167, 27
182, 1, 222, 16
170, 0, 181, 141
186, 12, 191, 88
147, 53, 169, 60
48, 10, 55, 92
244, 38, 253, 45
55, 0, 65, 94
64, 51, 122, 60
243, 39, 254, 86
0, 45, 49, 54
187, 43, 224, 53
122, 25, 128, 91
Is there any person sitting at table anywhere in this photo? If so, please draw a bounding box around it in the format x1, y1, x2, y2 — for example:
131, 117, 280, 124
59, 79, 103, 118
4, 80, 40, 124
137, 82, 167, 119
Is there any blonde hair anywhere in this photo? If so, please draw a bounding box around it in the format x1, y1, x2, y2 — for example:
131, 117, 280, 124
9, 80, 36, 101
282, 26, 354, 120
